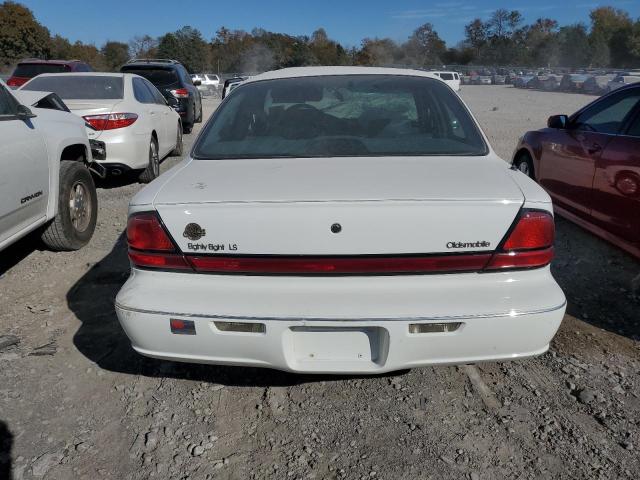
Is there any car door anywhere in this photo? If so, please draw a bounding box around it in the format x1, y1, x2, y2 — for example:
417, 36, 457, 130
145, 78, 177, 155
538, 89, 640, 218
590, 99, 640, 246
132, 77, 166, 152
0, 84, 49, 246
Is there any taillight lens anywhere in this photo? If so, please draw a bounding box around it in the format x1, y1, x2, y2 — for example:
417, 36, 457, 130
170, 88, 189, 98
83, 113, 138, 130
127, 213, 190, 270
7, 76, 28, 87
485, 210, 555, 270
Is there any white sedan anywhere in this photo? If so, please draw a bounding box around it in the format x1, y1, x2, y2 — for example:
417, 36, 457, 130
21, 73, 183, 183
115, 66, 566, 374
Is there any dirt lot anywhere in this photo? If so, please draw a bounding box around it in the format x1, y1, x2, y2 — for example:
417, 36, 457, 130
1, 86, 639, 480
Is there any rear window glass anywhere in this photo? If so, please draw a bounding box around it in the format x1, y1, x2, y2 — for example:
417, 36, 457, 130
13, 63, 69, 78
122, 67, 179, 87
439, 73, 454, 80
194, 75, 487, 159
22, 75, 124, 99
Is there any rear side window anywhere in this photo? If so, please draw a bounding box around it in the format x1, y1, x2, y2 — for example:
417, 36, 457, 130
13, 63, 70, 78
194, 75, 487, 159
133, 77, 155, 103
440, 73, 454, 81
22, 75, 124, 99
573, 89, 640, 134
122, 67, 179, 88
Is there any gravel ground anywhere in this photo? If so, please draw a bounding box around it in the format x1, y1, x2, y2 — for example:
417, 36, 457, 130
1, 87, 639, 480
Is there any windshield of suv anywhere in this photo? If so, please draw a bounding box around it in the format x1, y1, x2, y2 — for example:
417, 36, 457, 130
194, 75, 487, 159
14, 63, 70, 77
23, 75, 124, 99
121, 67, 179, 87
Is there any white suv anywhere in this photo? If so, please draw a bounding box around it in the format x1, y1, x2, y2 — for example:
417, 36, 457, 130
0, 81, 98, 252
191, 74, 220, 96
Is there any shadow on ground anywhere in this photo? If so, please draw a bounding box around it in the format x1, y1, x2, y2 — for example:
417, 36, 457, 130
552, 217, 639, 340
67, 232, 405, 386
0, 421, 13, 480
0, 233, 43, 276
67, 219, 640, 385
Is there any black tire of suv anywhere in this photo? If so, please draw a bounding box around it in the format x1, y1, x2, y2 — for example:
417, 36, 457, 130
41, 160, 98, 251
170, 123, 183, 156
196, 101, 203, 123
139, 137, 160, 184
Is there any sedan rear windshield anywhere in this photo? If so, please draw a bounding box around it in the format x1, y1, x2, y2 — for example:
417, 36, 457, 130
121, 67, 179, 87
194, 75, 488, 159
22, 76, 124, 99
13, 63, 69, 78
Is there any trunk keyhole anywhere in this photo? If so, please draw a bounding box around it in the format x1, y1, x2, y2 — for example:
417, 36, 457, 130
331, 223, 342, 234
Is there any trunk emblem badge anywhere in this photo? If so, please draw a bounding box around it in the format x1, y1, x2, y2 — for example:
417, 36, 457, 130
183, 223, 206, 241
331, 223, 342, 234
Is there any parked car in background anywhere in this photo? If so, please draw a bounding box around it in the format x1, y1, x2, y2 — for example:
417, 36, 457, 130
6, 59, 93, 88
121, 59, 202, 134
22, 73, 183, 183
514, 76, 534, 88
583, 75, 614, 95
222, 76, 249, 98
0, 80, 98, 252
115, 66, 565, 374
475, 75, 492, 85
191, 73, 220, 96
513, 83, 640, 259
431, 71, 461, 91
559, 74, 590, 92
539, 75, 561, 91
606, 75, 640, 93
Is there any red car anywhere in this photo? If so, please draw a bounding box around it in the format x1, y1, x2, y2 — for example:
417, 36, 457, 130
6, 59, 92, 88
513, 83, 640, 259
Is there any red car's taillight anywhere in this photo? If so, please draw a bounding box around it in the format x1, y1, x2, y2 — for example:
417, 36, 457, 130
127, 213, 190, 270
485, 210, 555, 270
170, 88, 189, 98
83, 113, 138, 130
7, 76, 28, 87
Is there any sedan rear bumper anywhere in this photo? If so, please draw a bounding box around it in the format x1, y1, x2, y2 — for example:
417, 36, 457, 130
115, 268, 566, 374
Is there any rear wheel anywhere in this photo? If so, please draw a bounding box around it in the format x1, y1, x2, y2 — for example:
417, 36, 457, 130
195, 101, 203, 123
139, 137, 160, 184
170, 123, 183, 156
41, 160, 97, 251
514, 152, 535, 179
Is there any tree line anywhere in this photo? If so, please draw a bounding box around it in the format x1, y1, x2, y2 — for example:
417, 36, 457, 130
1, 1, 640, 73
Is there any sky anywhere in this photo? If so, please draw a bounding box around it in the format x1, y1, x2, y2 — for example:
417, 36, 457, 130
18, 0, 640, 48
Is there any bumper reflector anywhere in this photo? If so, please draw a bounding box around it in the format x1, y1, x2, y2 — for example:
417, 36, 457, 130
170, 318, 196, 335
409, 322, 462, 334
214, 321, 266, 333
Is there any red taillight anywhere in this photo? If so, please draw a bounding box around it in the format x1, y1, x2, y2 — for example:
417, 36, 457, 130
83, 113, 138, 130
170, 88, 189, 98
485, 210, 555, 270
187, 254, 493, 275
7, 76, 28, 87
127, 213, 190, 270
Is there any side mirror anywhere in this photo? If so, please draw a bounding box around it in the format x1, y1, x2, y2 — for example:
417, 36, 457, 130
547, 114, 568, 129
16, 104, 36, 119
166, 96, 179, 107
193, 79, 201, 86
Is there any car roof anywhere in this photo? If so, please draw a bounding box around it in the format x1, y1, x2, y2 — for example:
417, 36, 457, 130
245, 66, 440, 84
18, 59, 85, 65
26, 72, 127, 78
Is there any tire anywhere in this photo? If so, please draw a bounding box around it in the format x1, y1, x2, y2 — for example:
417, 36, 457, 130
195, 102, 203, 123
183, 123, 193, 134
139, 137, 160, 184
41, 161, 97, 251
514, 152, 535, 179
170, 123, 183, 157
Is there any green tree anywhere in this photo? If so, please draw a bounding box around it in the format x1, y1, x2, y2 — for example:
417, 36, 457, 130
0, 1, 50, 66
158, 26, 208, 72
101, 41, 129, 71
558, 23, 591, 68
